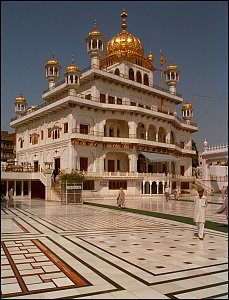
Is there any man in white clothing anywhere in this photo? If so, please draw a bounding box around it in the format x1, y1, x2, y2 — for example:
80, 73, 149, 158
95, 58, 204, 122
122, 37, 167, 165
193, 187, 207, 240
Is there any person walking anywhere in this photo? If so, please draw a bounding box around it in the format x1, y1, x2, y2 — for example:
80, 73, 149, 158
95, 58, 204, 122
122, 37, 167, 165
164, 185, 170, 202
193, 187, 207, 240
175, 188, 180, 200
8, 188, 14, 208
117, 187, 125, 208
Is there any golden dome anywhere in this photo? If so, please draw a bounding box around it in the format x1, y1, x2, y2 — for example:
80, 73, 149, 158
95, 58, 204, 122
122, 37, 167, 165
45, 53, 60, 67
166, 61, 179, 71
65, 56, 80, 75
182, 102, 193, 110
106, 9, 144, 57
15, 93, 26, 104
88, 20, 102, 36
147, 50, 154, 62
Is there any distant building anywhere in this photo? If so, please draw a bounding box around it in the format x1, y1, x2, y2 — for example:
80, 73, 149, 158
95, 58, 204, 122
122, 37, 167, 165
4, 9, 198, 200
1, 131, 16, 163
197, 139, 228, 192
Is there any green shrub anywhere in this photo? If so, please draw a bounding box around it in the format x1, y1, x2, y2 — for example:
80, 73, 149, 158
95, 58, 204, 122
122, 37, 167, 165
59, 171, 85, 183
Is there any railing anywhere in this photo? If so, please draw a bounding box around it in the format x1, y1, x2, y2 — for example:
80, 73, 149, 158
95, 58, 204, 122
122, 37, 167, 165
71, 128, 193, 150
210, 175, 228, 182
194, 178, 214, 195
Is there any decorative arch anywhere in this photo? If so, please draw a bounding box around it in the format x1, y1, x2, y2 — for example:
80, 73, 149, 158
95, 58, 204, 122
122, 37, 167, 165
114, 68, 120, 76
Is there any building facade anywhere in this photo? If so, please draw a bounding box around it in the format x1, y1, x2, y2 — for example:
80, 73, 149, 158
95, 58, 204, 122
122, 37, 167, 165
1, 131, 15, 163
8, 10, 198, 199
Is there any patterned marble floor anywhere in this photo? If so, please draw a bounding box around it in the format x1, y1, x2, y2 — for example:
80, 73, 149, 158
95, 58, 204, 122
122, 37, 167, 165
1, 197, 228, 299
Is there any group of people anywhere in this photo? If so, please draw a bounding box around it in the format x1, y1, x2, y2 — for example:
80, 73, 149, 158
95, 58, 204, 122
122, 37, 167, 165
164, 185, 180, 201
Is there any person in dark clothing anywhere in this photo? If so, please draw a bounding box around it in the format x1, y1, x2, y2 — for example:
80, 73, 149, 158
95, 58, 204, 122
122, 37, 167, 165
52, 169, 58, 183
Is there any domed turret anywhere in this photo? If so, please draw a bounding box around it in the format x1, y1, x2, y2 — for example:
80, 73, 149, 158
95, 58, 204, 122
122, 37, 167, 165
64, 56, 81, 85
164, 61, 180, 94
85, 20, 105, 68
100, 9, 154, 71
15, 92, 27, 115
181, 101, 193, 124
44, 52, 61, 88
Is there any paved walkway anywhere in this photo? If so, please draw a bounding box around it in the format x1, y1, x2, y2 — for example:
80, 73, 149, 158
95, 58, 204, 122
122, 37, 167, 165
1, 196, 228, 299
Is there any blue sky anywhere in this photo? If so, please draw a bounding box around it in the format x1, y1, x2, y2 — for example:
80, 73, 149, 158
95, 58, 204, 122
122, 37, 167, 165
1, 1, 228, 151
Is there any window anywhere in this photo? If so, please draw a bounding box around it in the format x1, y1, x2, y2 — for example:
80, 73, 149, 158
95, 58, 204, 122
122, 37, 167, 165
100, 93, 106, 103
64, 123, 68, 133
129, 68, 134, 81
48, 128, 51, 138
180, 141, 185, 149
180, 166, 185, 176
136, 71, 142, 83
117, 160, 120, 171
41, 130, 44, 140
108, 95, 115, 104
114, 68, 120, 76
83, 180, 94, 190
32, 135, 38, 145
117, 98, 122, 105
109, 128, 114, 137
109, 180, 127, 190
20, 140, 24, 148
80, 124, 88, 134
80, 157, 88, 171
53, 129, 60, 139
144, 74, 149, 86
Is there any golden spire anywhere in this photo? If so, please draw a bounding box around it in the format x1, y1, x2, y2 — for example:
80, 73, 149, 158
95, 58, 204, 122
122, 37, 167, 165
121, 8, 128, 32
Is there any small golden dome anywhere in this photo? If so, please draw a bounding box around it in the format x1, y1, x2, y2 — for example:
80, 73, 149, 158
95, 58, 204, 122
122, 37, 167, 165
147, 51, 154, 62
65, 63, 79, 73
166, 61, 178, 70
106, 9, 144, 57
45, 52, 60, 67
182, 102, 193, 110
15, 93, 26, 104
65, 56, 79, 75
88, 20, 102, 36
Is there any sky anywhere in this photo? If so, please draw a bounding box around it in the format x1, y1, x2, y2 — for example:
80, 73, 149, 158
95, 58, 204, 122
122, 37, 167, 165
1, 1, 228, 151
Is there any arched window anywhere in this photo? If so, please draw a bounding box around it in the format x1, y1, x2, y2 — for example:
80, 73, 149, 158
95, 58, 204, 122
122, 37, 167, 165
129, 68, 134, 81
136, 71, 142, 83
115, 68, 120, 76
144, 74, 149, 86
98, 40, 102, 49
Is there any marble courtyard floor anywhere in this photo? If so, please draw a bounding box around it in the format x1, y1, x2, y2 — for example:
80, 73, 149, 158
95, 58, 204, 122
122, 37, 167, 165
1, 196, 228, 299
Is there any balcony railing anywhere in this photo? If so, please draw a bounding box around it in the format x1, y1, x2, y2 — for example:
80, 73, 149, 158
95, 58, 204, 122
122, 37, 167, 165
71, 128, 193, 150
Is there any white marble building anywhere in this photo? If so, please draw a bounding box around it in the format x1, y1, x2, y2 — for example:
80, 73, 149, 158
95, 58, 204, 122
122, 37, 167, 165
9, 9, 198, 199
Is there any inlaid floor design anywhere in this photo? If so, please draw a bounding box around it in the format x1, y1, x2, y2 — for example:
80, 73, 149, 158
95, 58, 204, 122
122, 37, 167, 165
1, 199, 228, 299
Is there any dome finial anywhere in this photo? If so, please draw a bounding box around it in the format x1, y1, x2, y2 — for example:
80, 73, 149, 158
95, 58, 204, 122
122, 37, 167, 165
52, 51, 55, 59
71, 54, 74, 64
121, 8, 128, 31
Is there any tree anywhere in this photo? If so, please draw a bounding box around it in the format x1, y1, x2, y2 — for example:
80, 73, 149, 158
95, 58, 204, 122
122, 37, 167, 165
192, 140, 199, 168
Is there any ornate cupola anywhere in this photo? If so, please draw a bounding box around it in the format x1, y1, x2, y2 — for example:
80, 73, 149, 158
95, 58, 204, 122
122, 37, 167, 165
181, 101, 193, 124
164, 61, 180, 94
64, 56, 81, 85
85, 20, 105, 68
44, 52, 61, 89
15, 92, 27, 115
